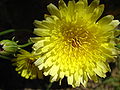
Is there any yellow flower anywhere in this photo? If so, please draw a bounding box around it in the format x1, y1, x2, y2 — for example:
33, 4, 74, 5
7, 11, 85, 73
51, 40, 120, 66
12, 49, 43, 79
31, 0, 120, 87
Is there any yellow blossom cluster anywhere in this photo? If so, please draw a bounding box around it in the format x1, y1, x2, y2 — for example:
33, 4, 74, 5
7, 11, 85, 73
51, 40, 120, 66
13, 0, 120, 88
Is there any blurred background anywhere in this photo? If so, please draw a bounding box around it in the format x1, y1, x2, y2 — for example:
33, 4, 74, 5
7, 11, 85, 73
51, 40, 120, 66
0, 0, 120, 90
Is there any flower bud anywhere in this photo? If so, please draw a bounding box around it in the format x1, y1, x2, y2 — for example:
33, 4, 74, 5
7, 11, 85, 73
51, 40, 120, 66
0, 40, 18, 55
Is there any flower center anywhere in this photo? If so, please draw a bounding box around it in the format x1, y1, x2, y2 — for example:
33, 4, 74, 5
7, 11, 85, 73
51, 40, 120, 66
61, 23, 91, 48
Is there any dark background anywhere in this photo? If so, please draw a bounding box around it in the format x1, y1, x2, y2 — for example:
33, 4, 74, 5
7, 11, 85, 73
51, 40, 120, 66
0, 0, 120, 89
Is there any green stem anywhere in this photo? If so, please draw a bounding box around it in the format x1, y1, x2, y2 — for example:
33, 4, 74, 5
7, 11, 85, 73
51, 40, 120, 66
18, 41, 33, 48
47, 83, 52, 90
0, 29, 15, 36
0, 55, 11, 60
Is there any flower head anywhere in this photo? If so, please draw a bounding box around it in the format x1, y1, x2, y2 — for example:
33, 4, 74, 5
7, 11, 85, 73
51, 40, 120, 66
31, 0, 120, 87
12, 49, 43, 79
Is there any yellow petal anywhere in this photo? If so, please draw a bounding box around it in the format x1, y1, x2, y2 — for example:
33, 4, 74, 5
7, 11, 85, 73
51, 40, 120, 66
94, 66, 106, 78
59, 71, 64, 79
34, 28, 51, 36
89, 74, 98, 82
21, 69, 27, 77
58, 0, 68, 19
74, 72, 80, 86
30, 37, 46, 43
68, 75, 73, 85
58, 0, 67, 10
80, 0, 88, 7
90, 4, 104, 23
75, 1, 84, 11
47, 3, 61, 18
49, 65, 59, 76
109, 20, 120, 28
88, 0, 100, 13
50, 74, 58, 82
34, 20, 49, 29
68, 0, 75, 19
98, 15, 114, 25
75, 1, 85, 19
34, 56, 46, 66
32, 40, 45, 50
38, 64, 44, 70
97, 61, 109, 73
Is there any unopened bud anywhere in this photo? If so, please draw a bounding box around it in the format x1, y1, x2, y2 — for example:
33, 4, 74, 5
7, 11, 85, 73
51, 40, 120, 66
0, 40, 18, 55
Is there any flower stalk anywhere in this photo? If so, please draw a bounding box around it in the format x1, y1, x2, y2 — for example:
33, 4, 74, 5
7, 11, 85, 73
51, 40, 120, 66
0, 29, 15, 36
